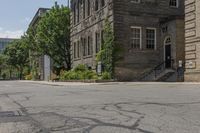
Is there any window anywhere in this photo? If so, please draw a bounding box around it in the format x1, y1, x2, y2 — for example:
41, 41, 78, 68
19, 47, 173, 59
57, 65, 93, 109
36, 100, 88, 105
131, 27, 141, 49
87, 36, 92, 55
96, 32, 101, 53
146, 28, 156, 50
87, 0, 91, 16
101, 30, 104, 44
169, 0, 178, 7
74, 41, 80, 59
83, 0, 86, 19
83, 38, 87, 56
77, 41, 80, 58
74, 42, 77, 59
101, 0, 105, 7
77, 0, 80, 23
95, 0, 99, 11
73, 3, 76, 24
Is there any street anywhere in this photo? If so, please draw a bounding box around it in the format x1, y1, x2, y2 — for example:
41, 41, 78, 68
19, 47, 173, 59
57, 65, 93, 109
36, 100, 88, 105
0, 81, 200, 133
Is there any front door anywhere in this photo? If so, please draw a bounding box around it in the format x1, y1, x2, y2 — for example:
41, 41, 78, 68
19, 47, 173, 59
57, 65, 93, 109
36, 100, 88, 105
165, 45, 171, 68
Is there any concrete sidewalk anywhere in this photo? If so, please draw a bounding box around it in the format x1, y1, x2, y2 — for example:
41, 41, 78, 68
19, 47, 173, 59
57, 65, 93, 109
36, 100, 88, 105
17, 80, 200, 86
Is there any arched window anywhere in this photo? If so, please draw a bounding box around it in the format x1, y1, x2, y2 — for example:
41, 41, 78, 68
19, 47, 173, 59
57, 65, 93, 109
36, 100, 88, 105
165, 37, 172, 45
169, 0, 178, 7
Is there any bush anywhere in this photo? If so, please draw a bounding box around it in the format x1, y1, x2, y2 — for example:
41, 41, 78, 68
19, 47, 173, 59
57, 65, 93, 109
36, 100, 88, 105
74, 64, 87, 72
101, 71, 111, 80
60, 64, 98, 80
25, 74, 32, 80
2, 73, 6, 79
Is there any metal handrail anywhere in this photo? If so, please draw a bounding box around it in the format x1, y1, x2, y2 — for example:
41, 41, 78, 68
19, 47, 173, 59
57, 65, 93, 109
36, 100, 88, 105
138, 60, 174, 81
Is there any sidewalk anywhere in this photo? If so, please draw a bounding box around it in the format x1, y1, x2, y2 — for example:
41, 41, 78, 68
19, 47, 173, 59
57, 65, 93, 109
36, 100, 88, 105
18, 80, 102, 86
18, 80, 200, 86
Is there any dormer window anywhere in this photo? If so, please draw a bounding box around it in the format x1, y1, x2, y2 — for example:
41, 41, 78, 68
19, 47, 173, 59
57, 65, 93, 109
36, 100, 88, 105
169, 0, 178, 8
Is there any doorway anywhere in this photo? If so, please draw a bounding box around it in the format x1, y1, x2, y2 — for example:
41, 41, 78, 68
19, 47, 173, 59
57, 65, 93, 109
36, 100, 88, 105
165, 44, 171, 68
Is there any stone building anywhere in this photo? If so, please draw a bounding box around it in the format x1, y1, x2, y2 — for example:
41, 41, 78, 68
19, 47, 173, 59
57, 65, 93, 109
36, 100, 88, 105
185, 0, 200, 81
70, 0, 185, 81
29, 8, 52, 81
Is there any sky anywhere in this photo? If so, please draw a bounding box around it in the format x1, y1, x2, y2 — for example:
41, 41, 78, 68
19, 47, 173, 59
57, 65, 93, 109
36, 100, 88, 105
0, 0, 69, 39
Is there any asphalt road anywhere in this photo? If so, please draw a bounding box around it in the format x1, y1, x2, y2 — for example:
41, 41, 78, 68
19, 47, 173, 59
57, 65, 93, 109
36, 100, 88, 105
0, 81, 200, 133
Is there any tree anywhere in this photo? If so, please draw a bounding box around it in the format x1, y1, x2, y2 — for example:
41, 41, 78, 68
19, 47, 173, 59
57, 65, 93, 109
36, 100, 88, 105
0, 54, 6, 78
96, 18, 114, 77
3, 39, 29, 80
36, 3, 71, 70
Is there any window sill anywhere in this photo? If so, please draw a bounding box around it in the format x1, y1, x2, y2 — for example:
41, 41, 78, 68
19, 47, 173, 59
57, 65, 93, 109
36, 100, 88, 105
83, 55, 93, 59
74, 58, 81, 61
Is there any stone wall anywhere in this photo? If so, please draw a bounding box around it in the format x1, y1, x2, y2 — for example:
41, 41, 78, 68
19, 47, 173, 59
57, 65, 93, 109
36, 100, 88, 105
70, 0, 184, 81
185, 0, 200, 81
113, 0, 184, 80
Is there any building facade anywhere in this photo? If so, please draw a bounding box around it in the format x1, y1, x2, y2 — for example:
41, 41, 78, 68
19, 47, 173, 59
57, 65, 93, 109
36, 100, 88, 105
0, 38, 16, 53
70, 0, 185, 81
185, 0, 200, 81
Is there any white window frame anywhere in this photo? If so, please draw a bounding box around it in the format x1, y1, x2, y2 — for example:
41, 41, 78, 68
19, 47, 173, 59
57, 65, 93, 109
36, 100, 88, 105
131, 26, 142, 50
146, 27, 157, 50
169, 0, 179, 8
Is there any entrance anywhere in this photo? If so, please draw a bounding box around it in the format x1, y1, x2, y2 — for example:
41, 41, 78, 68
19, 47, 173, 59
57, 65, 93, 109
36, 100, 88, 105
165, 44, 171, 68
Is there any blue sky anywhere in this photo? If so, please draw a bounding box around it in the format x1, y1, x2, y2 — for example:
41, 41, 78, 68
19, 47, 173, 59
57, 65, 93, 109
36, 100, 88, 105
0, 0, 69, 38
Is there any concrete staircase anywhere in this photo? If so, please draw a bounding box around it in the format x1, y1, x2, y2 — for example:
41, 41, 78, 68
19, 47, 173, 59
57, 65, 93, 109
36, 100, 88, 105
138, 61, 177, 82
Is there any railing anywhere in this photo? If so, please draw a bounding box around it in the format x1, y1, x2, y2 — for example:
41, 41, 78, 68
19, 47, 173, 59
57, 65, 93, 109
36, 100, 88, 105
138, 60, 174, 81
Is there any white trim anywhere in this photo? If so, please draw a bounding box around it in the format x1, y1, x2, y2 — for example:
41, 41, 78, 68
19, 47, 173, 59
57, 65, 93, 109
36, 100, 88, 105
130, 26, 142, 49
146, 27, 157, 50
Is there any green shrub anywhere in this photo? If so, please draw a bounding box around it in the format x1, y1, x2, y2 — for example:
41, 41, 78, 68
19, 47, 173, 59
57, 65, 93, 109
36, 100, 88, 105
25, 74, 32, 80
101, 71, 111, 80
74, 64, 87, 72
60, 64, 98, 80
2, 73, 6, 79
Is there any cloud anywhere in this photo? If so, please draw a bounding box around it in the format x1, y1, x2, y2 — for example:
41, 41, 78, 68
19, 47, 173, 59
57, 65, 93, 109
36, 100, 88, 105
0, 30, 24, 39
0, 27, 3, 31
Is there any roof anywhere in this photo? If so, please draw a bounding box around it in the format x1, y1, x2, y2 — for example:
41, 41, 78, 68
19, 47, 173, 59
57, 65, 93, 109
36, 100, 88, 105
29, 8, 50, 27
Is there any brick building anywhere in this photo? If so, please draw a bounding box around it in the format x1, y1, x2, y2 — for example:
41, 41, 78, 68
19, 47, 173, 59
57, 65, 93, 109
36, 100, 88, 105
70, 0, 185, 81
185, 0, 200, 81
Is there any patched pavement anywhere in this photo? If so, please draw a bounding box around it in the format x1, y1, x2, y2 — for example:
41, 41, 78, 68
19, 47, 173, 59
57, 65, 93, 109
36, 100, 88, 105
0, 81, 200, 133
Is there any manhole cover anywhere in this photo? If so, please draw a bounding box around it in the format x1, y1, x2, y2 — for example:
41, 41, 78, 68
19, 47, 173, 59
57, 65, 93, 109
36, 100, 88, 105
0, 111, 21, 117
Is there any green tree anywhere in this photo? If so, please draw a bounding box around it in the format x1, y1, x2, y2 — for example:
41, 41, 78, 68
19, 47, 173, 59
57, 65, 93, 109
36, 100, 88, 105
96, 18, 114, 77
4, 39, 29, 80
36, 3, 71, 70
0, 54, 6, 78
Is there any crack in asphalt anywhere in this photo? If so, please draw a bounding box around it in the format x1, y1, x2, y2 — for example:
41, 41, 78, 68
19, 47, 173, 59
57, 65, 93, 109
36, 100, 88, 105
2, 94, 51, 133
1, 91, 200, 133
